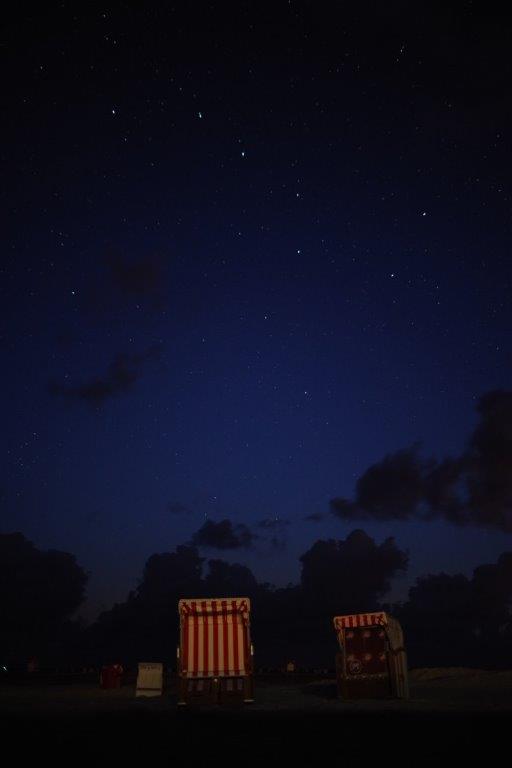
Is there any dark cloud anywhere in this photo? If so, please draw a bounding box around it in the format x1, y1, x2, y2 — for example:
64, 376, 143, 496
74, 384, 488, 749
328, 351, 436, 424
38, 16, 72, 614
50, 347, 160, 406
191, 519, 254, 550
332, 446, 424, 522
330, 497, 361, 520
257, 518, 289, 550
422, 457, 467, 524
79, 251, 170, 321
304, 512, 325, 522
330, 391, 512, 532
167, 502, 193, 516
104, 251, 168, 308
356, 446, 424, 519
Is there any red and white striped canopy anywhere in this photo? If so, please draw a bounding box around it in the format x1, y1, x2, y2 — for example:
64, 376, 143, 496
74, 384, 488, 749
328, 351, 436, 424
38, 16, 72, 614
333, 612, 388, 632
179, 598, 251, 678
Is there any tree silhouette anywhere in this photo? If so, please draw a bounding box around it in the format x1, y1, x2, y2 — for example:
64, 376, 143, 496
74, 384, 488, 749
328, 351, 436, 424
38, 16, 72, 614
0, 533, 88, 666
396, 551, 512, 667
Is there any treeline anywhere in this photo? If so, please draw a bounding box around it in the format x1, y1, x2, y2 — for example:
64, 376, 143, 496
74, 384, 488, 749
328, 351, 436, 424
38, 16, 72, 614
1, 530, 511, 671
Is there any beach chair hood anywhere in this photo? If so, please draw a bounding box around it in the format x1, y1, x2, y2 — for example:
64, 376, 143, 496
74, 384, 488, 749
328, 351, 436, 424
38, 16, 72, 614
178, 597, 252, 678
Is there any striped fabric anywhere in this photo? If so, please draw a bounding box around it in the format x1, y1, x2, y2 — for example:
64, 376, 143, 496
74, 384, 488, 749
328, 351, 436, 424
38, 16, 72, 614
333, 612, 387, 632
178, 598, 251, 678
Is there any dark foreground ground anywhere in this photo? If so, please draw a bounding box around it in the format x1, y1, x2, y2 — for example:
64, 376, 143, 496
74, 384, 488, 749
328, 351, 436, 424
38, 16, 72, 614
1, 669, 511, 763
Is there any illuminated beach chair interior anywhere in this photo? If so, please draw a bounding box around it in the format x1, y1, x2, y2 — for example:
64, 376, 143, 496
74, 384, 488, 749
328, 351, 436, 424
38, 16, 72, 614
333, 611, 408, 699
177, 597, 254, 704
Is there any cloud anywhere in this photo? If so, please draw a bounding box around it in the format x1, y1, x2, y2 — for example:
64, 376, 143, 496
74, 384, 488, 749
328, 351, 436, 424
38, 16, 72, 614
422, 457, 467, 524
330, 446, 424, 523
50, 347, 160, 406
79, 251, 170, 321
191, 519, 254, 550
104, 251, 168, 308
304, 512, 325, 522
256, 518, 290, 550
330, 391, 512, 532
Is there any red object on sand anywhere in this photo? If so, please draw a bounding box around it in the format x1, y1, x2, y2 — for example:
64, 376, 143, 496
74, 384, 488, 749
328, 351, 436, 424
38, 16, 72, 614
100, 663, 123, 689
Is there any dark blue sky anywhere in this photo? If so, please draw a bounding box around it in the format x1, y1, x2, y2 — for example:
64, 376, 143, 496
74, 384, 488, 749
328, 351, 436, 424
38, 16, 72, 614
2, 3, 511, 618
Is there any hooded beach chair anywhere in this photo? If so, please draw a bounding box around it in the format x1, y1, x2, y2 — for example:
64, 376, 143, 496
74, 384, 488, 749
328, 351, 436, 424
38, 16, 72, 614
333, 611, 409, 699
177, 597, 254, 705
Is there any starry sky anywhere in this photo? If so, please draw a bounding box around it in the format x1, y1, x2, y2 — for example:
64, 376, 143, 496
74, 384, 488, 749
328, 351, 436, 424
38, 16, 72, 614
2, 2, 511, 618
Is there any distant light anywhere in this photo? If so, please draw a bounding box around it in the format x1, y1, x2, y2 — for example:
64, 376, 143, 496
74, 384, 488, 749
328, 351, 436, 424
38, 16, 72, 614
422, 211, 427, 216
111, 108, 116, 115
198, 111, 202, 118
241, 150, 245, 157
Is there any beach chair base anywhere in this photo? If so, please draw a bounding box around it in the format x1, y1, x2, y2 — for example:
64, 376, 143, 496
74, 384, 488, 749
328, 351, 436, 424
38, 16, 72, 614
178, 675, 254, 705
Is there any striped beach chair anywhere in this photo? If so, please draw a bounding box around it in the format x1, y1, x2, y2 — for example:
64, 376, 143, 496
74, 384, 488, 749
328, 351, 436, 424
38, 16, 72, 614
333, 612, 409, 699
177, 597, 254, 705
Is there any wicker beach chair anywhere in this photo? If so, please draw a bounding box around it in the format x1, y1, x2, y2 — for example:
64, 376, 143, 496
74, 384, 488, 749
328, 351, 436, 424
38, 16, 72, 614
333, 611, 409, 699
177, 597, 254, 705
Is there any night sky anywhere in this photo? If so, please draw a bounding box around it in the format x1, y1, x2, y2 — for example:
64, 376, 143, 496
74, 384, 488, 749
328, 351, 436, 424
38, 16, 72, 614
2, 3, 511, 619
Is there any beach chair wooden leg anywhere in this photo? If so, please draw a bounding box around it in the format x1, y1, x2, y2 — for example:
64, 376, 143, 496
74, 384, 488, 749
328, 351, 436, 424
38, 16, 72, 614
178, 676, 188, 706
335, 653, 346, 698
243, 674, 254, 703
